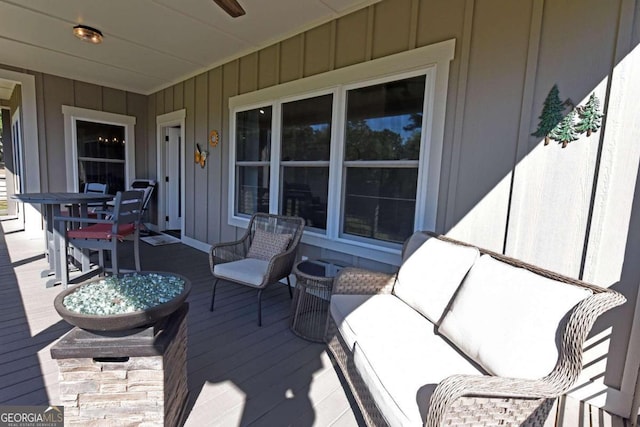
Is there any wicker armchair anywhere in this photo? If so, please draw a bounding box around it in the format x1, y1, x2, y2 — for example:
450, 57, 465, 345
325, 231, 626, 427
209, 213, 305, 326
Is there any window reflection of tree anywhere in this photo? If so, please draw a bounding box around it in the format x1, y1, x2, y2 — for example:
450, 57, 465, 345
342, 75, 425, 244
281, 99, 331, 230
343, 115, 421, 244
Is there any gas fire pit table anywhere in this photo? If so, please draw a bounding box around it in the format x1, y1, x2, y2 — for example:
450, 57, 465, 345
50, 272, 191, 427
53, 271, 191, 331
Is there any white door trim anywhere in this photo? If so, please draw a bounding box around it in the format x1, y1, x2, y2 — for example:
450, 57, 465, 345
10, 108, 23, 195
156, 109, 186, 238
0, 69, 39, 232
10, 107, 24, 222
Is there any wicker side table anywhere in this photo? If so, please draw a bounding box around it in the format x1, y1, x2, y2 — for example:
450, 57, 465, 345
290, 259, 349, 342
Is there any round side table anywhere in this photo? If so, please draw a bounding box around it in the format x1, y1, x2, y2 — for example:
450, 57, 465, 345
289, 259, 349, 342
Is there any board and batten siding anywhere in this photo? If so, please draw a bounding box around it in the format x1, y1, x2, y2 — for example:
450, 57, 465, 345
32, 73, 147, 192
0, 63, 149, 221
0, 0, 638, 418
146, 0, 469, 268
143, 0, 639, 417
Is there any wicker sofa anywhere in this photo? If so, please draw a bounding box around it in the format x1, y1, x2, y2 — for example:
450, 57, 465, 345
325, 231, 626, 427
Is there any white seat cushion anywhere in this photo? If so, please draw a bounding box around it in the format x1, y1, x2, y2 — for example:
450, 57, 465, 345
213, 258, 270, 287
439, 254, 592, 379
355, 336, 485, 427
330, 294, 427, 351
393, 237, 479, 324
329, 294, 485, 426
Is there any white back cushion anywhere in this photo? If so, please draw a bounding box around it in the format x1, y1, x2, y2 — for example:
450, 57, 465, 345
401, 231, 430, 261
394, 237, 480, 324
439, 255, 592, 379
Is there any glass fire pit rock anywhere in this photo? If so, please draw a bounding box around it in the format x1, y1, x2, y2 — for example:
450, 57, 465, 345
54, 272, 191, 331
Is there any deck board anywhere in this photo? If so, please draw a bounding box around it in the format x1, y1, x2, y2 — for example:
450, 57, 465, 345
0, 218, 631, 427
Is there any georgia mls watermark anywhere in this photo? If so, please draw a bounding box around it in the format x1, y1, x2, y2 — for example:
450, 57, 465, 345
0, 406, 63, 427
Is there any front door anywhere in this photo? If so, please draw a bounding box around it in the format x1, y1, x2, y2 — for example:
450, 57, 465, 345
164, 126, 181, 231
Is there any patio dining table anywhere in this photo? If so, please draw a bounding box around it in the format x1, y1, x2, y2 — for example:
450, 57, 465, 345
12, 192, 114, 287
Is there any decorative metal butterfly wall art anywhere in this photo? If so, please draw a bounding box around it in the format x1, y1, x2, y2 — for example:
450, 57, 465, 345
195, 143, 208, 168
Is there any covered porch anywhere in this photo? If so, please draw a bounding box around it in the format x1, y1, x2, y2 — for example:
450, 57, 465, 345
0, 216, 358, 426
0, 216, 631, 426
0, 0, 639, 424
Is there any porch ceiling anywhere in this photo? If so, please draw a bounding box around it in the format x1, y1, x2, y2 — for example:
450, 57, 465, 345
0, 0, 380, 95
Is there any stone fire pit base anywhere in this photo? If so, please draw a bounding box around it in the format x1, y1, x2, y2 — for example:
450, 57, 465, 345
51, 303, 189, 426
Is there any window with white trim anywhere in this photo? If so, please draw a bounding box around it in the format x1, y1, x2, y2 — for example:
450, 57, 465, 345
280, 93, 333, 232
342, 75, 425, 244
62, 106, 136, 193
235, 106, 272, 215
229, 39, 455, 260
76, 120, 126, 192
233, 74, 428, 246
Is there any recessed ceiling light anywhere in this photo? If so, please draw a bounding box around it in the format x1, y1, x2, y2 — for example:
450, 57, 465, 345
73, 25, 103, 44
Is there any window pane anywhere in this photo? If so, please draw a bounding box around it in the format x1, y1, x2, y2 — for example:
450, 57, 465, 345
345, 76, 425, 161
343, 168, 417, 243
78, 161, 125, 193
236, 107, 272, 161
76, 120, 125, 160
76, 120, 125, 191
281, 94, 332, 161
236, 165, 269, 215
281, 166, 328, 230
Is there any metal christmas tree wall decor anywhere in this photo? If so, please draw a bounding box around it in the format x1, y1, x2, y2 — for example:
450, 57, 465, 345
550, 109, 579, 148
532, 84, 565, 145
575, 93, 603, 137
533, 86, 603, 148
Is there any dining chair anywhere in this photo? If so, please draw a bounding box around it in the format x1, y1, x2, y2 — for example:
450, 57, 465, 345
104, 179, 155, 232
57, 190, 144, 288
209, 213, 305, 326
84, 182, 108, 196
129, 179, 156, 217
83, 182, 109, 217
131, 179, 156, 234
62, 182, 109, 218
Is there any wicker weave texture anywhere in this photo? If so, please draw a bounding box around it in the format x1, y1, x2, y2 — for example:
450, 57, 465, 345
332, 268, 396, 295
209, 213, 305, 289
326, 232, 627, 427
290, 266, 334, 342
440, 397, 555, 426
326, 318, 388, 427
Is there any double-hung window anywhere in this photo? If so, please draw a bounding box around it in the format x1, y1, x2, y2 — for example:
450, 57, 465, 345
229, 40, 455, 262
235, 106, 272, 215
342, 76, 425, 244
280, 94, 333, 232
62, 106, 136, 193
76, 120, 126, 192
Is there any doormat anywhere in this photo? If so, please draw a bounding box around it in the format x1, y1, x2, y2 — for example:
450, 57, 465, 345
140, 233, 181, 246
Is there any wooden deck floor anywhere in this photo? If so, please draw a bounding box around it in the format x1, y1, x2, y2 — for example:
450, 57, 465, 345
0, 216, 632, 426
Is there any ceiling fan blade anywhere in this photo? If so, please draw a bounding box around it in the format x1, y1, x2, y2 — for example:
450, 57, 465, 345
213, 0, 246, 18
